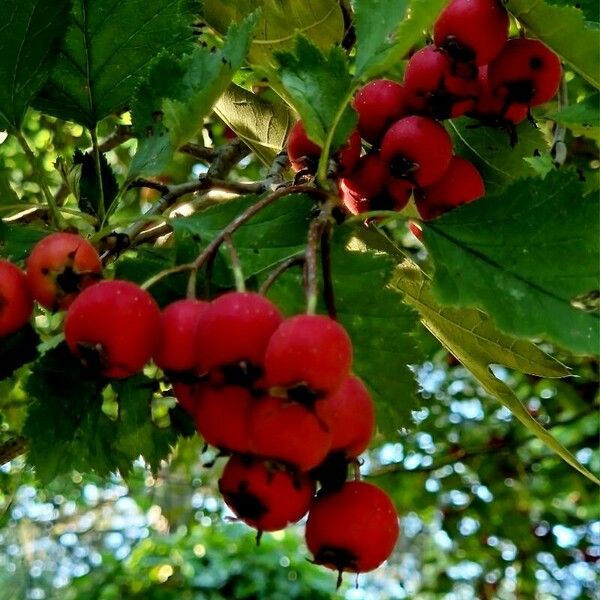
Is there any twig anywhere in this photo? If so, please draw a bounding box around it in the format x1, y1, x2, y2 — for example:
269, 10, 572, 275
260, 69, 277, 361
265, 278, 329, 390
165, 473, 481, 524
224, 233, 246, 292
259, 254, 306, 295
98, 124, 133, 153
178, 143, 218, 162
551, 76, 568, 168
320, 222, 337, 319
0, 436, 27, 466
90, 126, 106, 222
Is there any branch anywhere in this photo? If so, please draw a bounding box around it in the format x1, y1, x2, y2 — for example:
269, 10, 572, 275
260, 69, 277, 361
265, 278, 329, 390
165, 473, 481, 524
0, 436, 27, 466
259, 254, 306, 295
99, 124, 133, 153
178, 143, 218, 162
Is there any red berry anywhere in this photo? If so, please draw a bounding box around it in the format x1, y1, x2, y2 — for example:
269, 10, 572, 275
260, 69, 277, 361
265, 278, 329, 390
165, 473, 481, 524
153, 299, 208, 374
415, 156, 485, 220
219, 455, 315, 532
336, 130, 362, 176
380, 116, 453, 187
403, 46, 478, 119
249, 395, 332, 472
323, 376, 375, 460
305, 481, 399, 580
195, 386, 254, 454
353, 80, 407, 144
488, 38, 562, 107
470, 65, 529, 125
287, 121, 321, 172
339, 152, 388, 200
64, 280, 161, 379
434, 0, 509, 65
172, 381, 205, 414
265, 314, 352, 397
0, 260, 33, 337
195, 292, 282, 385
385, 179, 413, 212
26, 233, 102, 311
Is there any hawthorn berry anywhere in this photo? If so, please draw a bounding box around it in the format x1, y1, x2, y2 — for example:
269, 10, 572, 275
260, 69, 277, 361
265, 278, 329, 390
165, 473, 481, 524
353, 79, 407, 144
415, 156, 485, 220
339, 152, 388, 200
0, 260, 33, 338
195, 385, 254, 454
470, 65, 529, 126
380, 116, 453, 187
195, 292, 282, 386
305, 481, 399, 584
64, 280, 161, 379
287, 121, 361, 175
265, 314, 352, 397
323, 376, 375, 460
26, 232, 102, 311
172, 381, 205, 415
488, 38, 562, 107
219, 455, 315, 532
153, 299, 208, 375
433, 0, 509, 65
403, 46, 478, 119
249, 395, 332, 472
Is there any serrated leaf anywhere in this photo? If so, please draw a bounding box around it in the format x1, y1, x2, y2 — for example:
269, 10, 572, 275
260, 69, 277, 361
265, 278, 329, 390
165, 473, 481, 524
73, 149, 119, 217
423, 170, 600, 356
354, 0, 448, 80
507, 0, 600, 89
33, 0, 196, 127
112, 376, 181, 474
214, 84, 293, 164
0, 325, 39, 380
202, 0, 344, 67
395, 260, 598, 484
276, 37, 356, 150
172, 193, 314, 287
0, 0, 71, 131
129, 15, 257, 178
0, 221, 46, 262
547, 93, 600, 140
448, 118, 549, 194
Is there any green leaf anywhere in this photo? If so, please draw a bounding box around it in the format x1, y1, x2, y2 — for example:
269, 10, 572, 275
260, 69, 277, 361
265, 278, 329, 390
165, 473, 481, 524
112, 376, 181, 474
547, 93, 600, 140
201, 0, 344, 67
354, 0, 448, 80
395, 260, 598, 484
172, 193, 314, 287
0, 325, 39, 380
423, 170, 600, 356
448, 117, 549, 194
23, 346, 187, 482
276, 37, 356, 150
129, 15, 257, 178
0, 221, 46, 262
0, 0, 71, 131
33, 0, 196, 127
73, 149, 119, 217
506, 0, 600, 89
214, 84, 293, 165
0, 172, 19, 206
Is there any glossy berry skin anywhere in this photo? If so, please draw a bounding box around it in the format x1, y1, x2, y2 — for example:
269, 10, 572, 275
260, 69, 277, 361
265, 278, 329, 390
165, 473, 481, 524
353, 80, 406, 144
415, 156, 485, 220
287, 121, 321, 172
64, 280, 161, 379
488, 38, 562, 107
339, 152, 388, 200
172, 381, 205, 414
380, 116, 453, 187
323, 376, 375, 459
470, 65, 529, 125
0, 260, 33, 337
305, 481, 399, 576
404, 46, 478, 119
249, 395, 332, 472
219, 456, 315, 532
336, 130, 362, 176
265, 314, 352, 397
195, 386, 254, 453
434, 0, 509, 65
153, 299, 208, 374
195, 292, 282, 383
26, 232, 102, 311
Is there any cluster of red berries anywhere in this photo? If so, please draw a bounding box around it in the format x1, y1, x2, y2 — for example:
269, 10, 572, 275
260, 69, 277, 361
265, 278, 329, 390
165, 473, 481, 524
0, 233, 399, 583
287, 0, 561, 221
